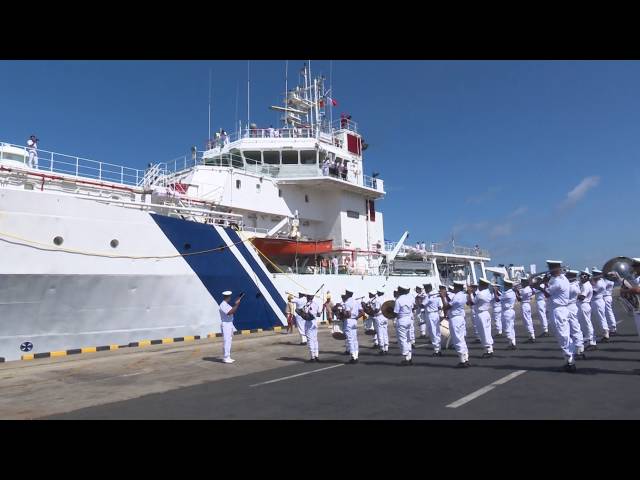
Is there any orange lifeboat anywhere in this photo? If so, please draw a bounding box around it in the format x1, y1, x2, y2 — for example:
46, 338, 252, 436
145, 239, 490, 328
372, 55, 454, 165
250, 237, 333, 258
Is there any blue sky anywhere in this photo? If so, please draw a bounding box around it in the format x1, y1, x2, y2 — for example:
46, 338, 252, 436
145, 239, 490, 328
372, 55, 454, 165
1, 60, 637, 271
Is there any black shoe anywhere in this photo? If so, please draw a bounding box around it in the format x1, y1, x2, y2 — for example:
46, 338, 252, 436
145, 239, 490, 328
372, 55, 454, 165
610, 330, 618, 336
378, 350, 385, 355
575, 352, 586, 360
524, 337, 536, 344
482, 352, 494, 359
300, 342, 308, 345
306, 358, 316, 363
344, 350, 350, 355
348, 358, 357, 364
585, 344, 597, 351
464, 361, 471, 367
539, 331, 549, 337
432, 351, 442, 357
564, 363, 577, 373
600, 336, 611, 343
495, 333, 504, 338
401, 359, 410, 366
419, 334, 427, 339
455, 362, 470, 368
507, 343, 517, 350
473, 338, 481, 344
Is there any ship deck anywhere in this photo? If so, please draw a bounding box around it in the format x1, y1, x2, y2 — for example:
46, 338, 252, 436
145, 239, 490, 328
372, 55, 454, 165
1, 300, 638, 419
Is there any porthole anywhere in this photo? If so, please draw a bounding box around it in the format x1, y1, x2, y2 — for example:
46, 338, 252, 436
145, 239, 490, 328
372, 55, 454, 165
110, 239, 119, 248
53, 236, 64, 246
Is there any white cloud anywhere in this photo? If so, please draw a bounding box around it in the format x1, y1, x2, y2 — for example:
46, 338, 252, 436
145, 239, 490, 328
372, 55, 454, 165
559, 176, 600, 209
465, 186, 501, 205
508, 206, 528, 218
490, 223, 512, 238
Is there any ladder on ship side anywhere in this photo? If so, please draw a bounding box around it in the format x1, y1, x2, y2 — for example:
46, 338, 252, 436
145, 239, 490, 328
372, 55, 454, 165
139, 163, 167, 189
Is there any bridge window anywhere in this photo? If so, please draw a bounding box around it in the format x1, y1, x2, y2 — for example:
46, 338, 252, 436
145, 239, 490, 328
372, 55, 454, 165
236, 180, 241, 189
230, 149, 243, 168
243, 150, 262, 165
300, 150, 317, 165
281, 150, 299, 165
305, 194, 309, 203
278, 189, 282, 197
347, 210, 359, 219
263, 151, 280, 165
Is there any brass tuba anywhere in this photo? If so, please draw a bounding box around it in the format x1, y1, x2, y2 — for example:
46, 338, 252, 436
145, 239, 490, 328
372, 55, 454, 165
602, 256, 640, 313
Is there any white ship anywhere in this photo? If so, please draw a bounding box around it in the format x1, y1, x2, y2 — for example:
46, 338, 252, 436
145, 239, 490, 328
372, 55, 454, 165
0, 63, 491, 361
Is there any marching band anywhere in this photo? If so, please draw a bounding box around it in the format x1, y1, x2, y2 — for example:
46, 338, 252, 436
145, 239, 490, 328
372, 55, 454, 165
252, 257, 640, 373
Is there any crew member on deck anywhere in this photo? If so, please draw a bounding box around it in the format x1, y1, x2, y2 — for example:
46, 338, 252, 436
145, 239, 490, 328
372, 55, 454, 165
500, 279, 517, 350
220, 290, 243, 364
590, 268, 610, 343
578, 269, 596, 350
532, 260, 577, 372
442, 281, 470, 367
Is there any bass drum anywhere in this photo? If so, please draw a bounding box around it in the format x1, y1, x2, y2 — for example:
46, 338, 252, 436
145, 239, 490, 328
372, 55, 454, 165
331, 321, 346, 340
439, 319, 451, 349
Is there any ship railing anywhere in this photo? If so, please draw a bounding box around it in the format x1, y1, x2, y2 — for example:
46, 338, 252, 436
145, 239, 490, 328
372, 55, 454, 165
384, 241, 489, 258
205, 127, 318, 149
331, 118, 358, 133
239, 226, 270, 235
0, 141, 145, 187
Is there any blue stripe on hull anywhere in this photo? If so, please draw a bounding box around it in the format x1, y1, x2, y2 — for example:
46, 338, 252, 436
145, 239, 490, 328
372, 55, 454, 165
224, 228, 286, 312
150, 214, 281, 330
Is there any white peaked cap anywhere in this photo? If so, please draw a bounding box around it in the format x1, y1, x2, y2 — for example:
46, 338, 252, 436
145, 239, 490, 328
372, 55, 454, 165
222, 290, 232, 296
369, 290, 377, 296
546, 260, 563, 266
453, 281, 466, 287
478, 277, 490, 285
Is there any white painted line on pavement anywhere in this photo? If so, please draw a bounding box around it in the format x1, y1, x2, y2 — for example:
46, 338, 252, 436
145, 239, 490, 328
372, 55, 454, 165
249, 364, 344, 387
446, 370, 527, 408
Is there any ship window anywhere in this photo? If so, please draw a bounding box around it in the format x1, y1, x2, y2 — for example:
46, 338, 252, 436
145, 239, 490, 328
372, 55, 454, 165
53, 236, 64, 246
1, 152, 26, 162
244, 150, 262, 165
263, 151, 280, 165
300, 150, 317, 165
230, 149, 243, 168
110, 239, 119, 248
278, 189, 282, 197
281, 150, 298, 165
219, 154, 230, 167
347, 210, 359, 219
305, 194, 309, 203
236, 180, 241, 189
256, 183, 261, 193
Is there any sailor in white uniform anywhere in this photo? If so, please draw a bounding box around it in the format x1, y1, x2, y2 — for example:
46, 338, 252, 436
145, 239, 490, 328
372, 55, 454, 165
603, 272, 618, 335
407, 287, 418, 346
590, 269, 610, 343
373, 290, 389, 354
534, 284, 550, 337
414, 286, 427, 339
516, 278, 536, 343
622, 258, 640, 337
469, 283, 481, 343
499, 279, 517, 350
442, 281, 470, 367
293, 291, 309, 345
393, 285, 414, 365
566, 270, 585, 359
533, 260, 577, 372
343, 289, 360, 363
577, 269, 596, 350
219, 290, 243, 364
302, 292, 321, 362
491, 282, 503, 337
468, 278, 494, 358
423, 283, 443, 356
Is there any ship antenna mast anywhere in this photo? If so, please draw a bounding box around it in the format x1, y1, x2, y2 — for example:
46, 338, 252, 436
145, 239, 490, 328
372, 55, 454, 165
247, 60, 251, 132
284, 60, 288, 127
208, 68, 212, 142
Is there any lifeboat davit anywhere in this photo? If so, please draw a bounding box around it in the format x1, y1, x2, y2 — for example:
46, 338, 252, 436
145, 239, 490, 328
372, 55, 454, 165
250, 237, 333, 258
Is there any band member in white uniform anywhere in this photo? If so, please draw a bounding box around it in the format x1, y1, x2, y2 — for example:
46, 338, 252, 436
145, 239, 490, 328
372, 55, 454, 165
534, 284, 550, 337
468, 278, 494, 358
516, 278, 536, 343
220, 290, 243, 364
499, 279, 517, 350
566, 270, 585, 359
491, 282, 503, 337
302, 292, 321, 362
393, 285, 415, 365
343, 289, 360, 363
578, 270, 596, 350
373, 290, 389, 354
533, 260, 577, 372
603, 272, 618, 335
622, 258, 640, 337
340, 293, 351, 356
590, 269, 610, 343
469, 283, 481, 343
423, 283, 443, 356
293, 291, 308, 345
442, 281, 470, 367
414, 286, 427, 339
408, 287, 418, 346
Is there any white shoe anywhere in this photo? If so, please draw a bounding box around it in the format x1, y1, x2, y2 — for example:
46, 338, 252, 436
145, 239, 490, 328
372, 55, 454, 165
223, 357, 235, 364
